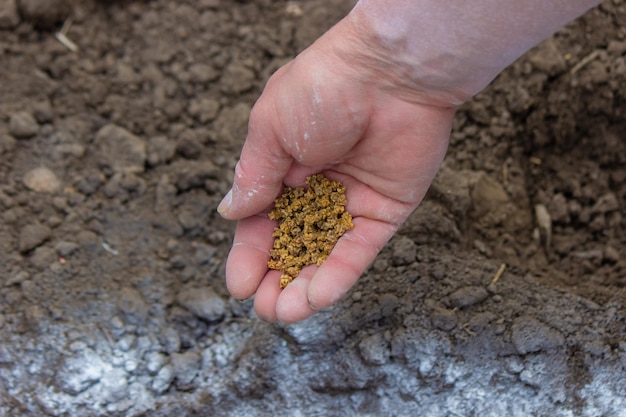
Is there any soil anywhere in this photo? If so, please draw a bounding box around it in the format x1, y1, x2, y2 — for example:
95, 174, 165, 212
0, 0, 624, 416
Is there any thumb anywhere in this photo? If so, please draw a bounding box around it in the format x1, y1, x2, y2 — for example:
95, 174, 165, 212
217, 121, 293, 220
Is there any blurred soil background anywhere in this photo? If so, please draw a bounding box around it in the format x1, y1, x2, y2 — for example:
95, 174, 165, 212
0, 0, 624, 416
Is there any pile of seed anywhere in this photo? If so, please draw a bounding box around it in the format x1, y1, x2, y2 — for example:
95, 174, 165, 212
268, 174, 354, 288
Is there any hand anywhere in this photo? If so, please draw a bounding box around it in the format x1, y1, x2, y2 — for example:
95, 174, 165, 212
217, 14, 456, 323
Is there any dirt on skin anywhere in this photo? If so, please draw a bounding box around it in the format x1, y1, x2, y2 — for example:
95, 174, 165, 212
0, 0, 624, 416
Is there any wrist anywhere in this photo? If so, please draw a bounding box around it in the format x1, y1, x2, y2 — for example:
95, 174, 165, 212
344, 0, 602, 105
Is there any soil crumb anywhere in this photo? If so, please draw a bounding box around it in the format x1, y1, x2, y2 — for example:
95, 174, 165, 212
268, 174, 354, 288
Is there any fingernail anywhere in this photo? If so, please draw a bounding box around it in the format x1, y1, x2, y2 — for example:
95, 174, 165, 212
306, 287, 319, 311
307, 295, 321, 311
217, 189, 232, 215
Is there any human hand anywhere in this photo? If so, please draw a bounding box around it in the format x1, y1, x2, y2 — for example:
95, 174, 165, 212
217, 13, 456, 323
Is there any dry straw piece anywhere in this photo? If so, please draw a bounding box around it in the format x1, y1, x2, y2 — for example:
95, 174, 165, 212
268, 174, 354, 288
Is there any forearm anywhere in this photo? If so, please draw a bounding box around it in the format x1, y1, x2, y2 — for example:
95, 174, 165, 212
348, 0, 604, 104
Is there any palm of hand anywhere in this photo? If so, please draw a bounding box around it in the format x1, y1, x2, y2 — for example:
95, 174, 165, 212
219, 28, 455, 323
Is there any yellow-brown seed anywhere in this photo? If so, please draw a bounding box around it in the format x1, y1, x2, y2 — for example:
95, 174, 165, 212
268, 174, 354, 288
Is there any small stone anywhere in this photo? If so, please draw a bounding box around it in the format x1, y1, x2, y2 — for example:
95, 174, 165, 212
9, 111, 39, 139
604, 245, 619, 263
470, 173, 515, 227
591, 193, 619, 215
171, 351, 201, 387
188, 63, 219, 84
147, 135, 176, 166
220, 63, 256, 94
170, 159, 219, 191
117, 334, 135, 352
55, 349, 106, 395
213, 102, 251, 143
0, 133, 17, 155
548, 193, 569, 223
110, 316, 124, 330
101, 368, 129, 403
162, 101, 184, 120
428, 165, 476, 218
0, 0, 20, 28
30, 246, 56, 269
76, 230, 98, 247
20, 280, 37, 301
358, 333, 390, 365
24, 304, 47, 324
466, 101, 491, 124
75, 171, 104, 195
47, 215, 62, 228
55, 241, 79, 257
145, 351, 168, 375
193, 243, 217, 265
527, 38, 567, 75
505, 357, 525, 374
188, 98, 221, 123
23, 167, 61, 193
511, 316, 565, 354
94, 124, 147, 174
124, 358, 139, 373
17, 0, 71, 28
135, 335, 153, 351
486, 282, 498, 294
176, 131, 203, 159
103, 172, 146, 199
430, 265, 445, 280
449, 286, 489, 308
152, 365, 174, 394
160, 327, 181, 354
5, 270, 30, 286
390, 327, 451, 377
372, 257, 389, 273
176, 286, 225, 322
585, 60, 609, 84
201, 348, 214, 370
466, 312, 497, 334
607, 40, 626, 55
391, 236, 418, 266
51, 196, 67, 210
431, 307, 457, 331
200, 0, 220, 8
32, 99, 53, 123
54, 143, 85, 159
117, 287, 148, 325
18, 223, 52, 252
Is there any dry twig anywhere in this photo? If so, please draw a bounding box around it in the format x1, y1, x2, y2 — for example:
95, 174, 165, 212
55, 18, 78, 52
491, 263, 507, 285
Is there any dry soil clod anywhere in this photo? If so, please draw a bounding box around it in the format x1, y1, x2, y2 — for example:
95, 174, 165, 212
268, 174, 354, 288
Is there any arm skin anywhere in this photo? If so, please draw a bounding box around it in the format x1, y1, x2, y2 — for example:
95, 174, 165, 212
351, 0, 604, 104
217, 0, 604, 323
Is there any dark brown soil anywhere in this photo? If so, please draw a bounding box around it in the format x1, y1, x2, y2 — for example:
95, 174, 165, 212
0, 0, 624, 416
